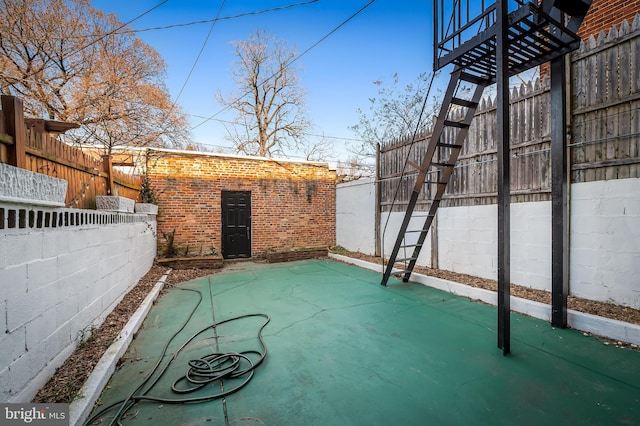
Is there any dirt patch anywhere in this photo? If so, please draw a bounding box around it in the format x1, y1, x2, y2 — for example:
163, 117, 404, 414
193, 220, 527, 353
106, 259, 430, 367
34, 253, 639, 403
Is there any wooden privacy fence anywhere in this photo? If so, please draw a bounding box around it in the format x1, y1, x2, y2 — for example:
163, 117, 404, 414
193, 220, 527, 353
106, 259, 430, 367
0, 96, 141, 209
379, 15, 640, 210
572, 18, 640, 182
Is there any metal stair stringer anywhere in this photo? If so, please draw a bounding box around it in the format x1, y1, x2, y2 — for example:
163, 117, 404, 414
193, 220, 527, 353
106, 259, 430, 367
381, 70, 488, 286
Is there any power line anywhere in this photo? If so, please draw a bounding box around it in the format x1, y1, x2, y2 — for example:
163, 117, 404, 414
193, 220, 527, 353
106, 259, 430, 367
126, 1, 319, 35
3, 1, 169, 83
8, 1, 320, 43
173, 0, 227, 105
3, 1, 318, 86
151, 1, 322, 122
189, 139, 374, 169
191, 0, 376, 131
187, 114, 368, 143
281, 0, 376, 74
74, 0, 169, 54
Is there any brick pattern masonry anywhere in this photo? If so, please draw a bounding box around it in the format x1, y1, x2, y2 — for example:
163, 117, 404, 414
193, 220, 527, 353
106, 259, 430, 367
148, 151, 336, 258
578, 0, 640, 40
540, 0, 639, 77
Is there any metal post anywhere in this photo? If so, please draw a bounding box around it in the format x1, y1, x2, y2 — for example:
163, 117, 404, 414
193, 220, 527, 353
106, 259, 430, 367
375, 143, 381, 257
496, 0, 511, 355
433, 0, 439, 71
551, 56, 568, 327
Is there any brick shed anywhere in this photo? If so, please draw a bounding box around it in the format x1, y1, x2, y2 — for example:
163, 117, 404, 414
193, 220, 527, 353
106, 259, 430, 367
145, 148, 336, 259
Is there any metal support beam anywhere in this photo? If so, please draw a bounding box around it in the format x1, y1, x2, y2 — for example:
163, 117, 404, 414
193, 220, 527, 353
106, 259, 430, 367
551, 57, 569, 327
375, 143, 382, 257
496, 0, 511, 355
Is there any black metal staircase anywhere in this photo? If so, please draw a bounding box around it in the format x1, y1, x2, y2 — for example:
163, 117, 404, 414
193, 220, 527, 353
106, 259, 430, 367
381, 0, 593, 287
381, 69, 488, 286
434, 0, 592, 84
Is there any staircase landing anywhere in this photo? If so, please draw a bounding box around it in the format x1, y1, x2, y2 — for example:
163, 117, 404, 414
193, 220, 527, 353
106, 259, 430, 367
435, 1, 583, 81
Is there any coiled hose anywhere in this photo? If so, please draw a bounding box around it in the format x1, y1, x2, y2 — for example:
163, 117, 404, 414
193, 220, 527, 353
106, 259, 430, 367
84, 286, 270, 426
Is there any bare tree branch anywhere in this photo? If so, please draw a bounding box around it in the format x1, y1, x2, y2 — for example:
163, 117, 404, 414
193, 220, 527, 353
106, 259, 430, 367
217, 29, 316, 158
349, 72, 440, 158
0, 0, 190, 154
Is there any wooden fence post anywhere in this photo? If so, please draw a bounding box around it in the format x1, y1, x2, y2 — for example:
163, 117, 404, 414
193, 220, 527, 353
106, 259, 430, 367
1, 95, 27, 168
102, 154, 115, 195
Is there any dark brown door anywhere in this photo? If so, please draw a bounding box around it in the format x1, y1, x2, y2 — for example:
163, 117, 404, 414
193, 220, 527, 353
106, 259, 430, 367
221, 191, 251, 259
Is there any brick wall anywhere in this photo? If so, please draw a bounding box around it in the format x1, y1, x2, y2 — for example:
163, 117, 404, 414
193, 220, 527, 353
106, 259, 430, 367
578, 0, 640, 40
147, 149, 336, 258
539, 1, 639, 77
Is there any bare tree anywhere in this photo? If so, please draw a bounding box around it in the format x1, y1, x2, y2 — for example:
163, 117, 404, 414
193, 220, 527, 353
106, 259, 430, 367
0, 0, 189, 154
218, 29, 311, 158
335, 155, 375, 183
296, 131, 336, 162
349, 72, 439, 159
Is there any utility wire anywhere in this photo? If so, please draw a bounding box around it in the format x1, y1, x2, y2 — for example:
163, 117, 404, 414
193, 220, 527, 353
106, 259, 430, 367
188, 114, 368, 142
4, 1, 169, 84
380, 71, 437, 270
173, 0, 227, 105
191, 0, 376, 131
172, 0, 321, 107
72, 0, 168, 54
126, 1, 319, 35
46, 1, 319, 40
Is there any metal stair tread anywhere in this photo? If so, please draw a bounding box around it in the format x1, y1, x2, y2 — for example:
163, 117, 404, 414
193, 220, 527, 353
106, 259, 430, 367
437, 142, 463, 148
443, 119, 470, 128
451, 97, 480, 108
381, 69, 488, 287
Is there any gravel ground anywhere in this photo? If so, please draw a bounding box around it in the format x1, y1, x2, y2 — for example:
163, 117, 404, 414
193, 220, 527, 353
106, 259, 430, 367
33, 254, 639, 403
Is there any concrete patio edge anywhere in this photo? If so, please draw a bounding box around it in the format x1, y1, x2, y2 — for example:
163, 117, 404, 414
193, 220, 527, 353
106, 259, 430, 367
328, 253, 640, 346
68, 271, 171, 426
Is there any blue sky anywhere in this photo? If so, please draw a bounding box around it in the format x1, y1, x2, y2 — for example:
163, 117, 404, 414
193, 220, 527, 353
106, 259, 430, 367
90, 0, 433, 160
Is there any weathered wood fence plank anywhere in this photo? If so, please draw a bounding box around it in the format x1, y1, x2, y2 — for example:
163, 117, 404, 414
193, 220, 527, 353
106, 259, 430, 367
1, 97, 141, 209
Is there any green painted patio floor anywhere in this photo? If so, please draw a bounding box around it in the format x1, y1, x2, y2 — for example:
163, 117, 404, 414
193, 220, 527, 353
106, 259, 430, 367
89, 260, 640, 425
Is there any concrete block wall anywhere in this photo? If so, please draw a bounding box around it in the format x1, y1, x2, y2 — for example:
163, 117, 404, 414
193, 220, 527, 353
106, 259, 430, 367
338, 177, 640, 309
434, 201, 552, 290
336, 177, 376, 255
436, 204, 498, 281
0, 204, 156, 402
380, 211, 434, 268
570, 179, 640, 309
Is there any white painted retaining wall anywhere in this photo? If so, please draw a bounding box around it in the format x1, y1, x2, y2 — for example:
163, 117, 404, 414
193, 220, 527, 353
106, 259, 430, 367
0, 204, 156, 402
336, 177, 376, 255
380, 210, 433, 268
570, 179, 640, 309
435, 201, 552, 290
337, 177, 640, 309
